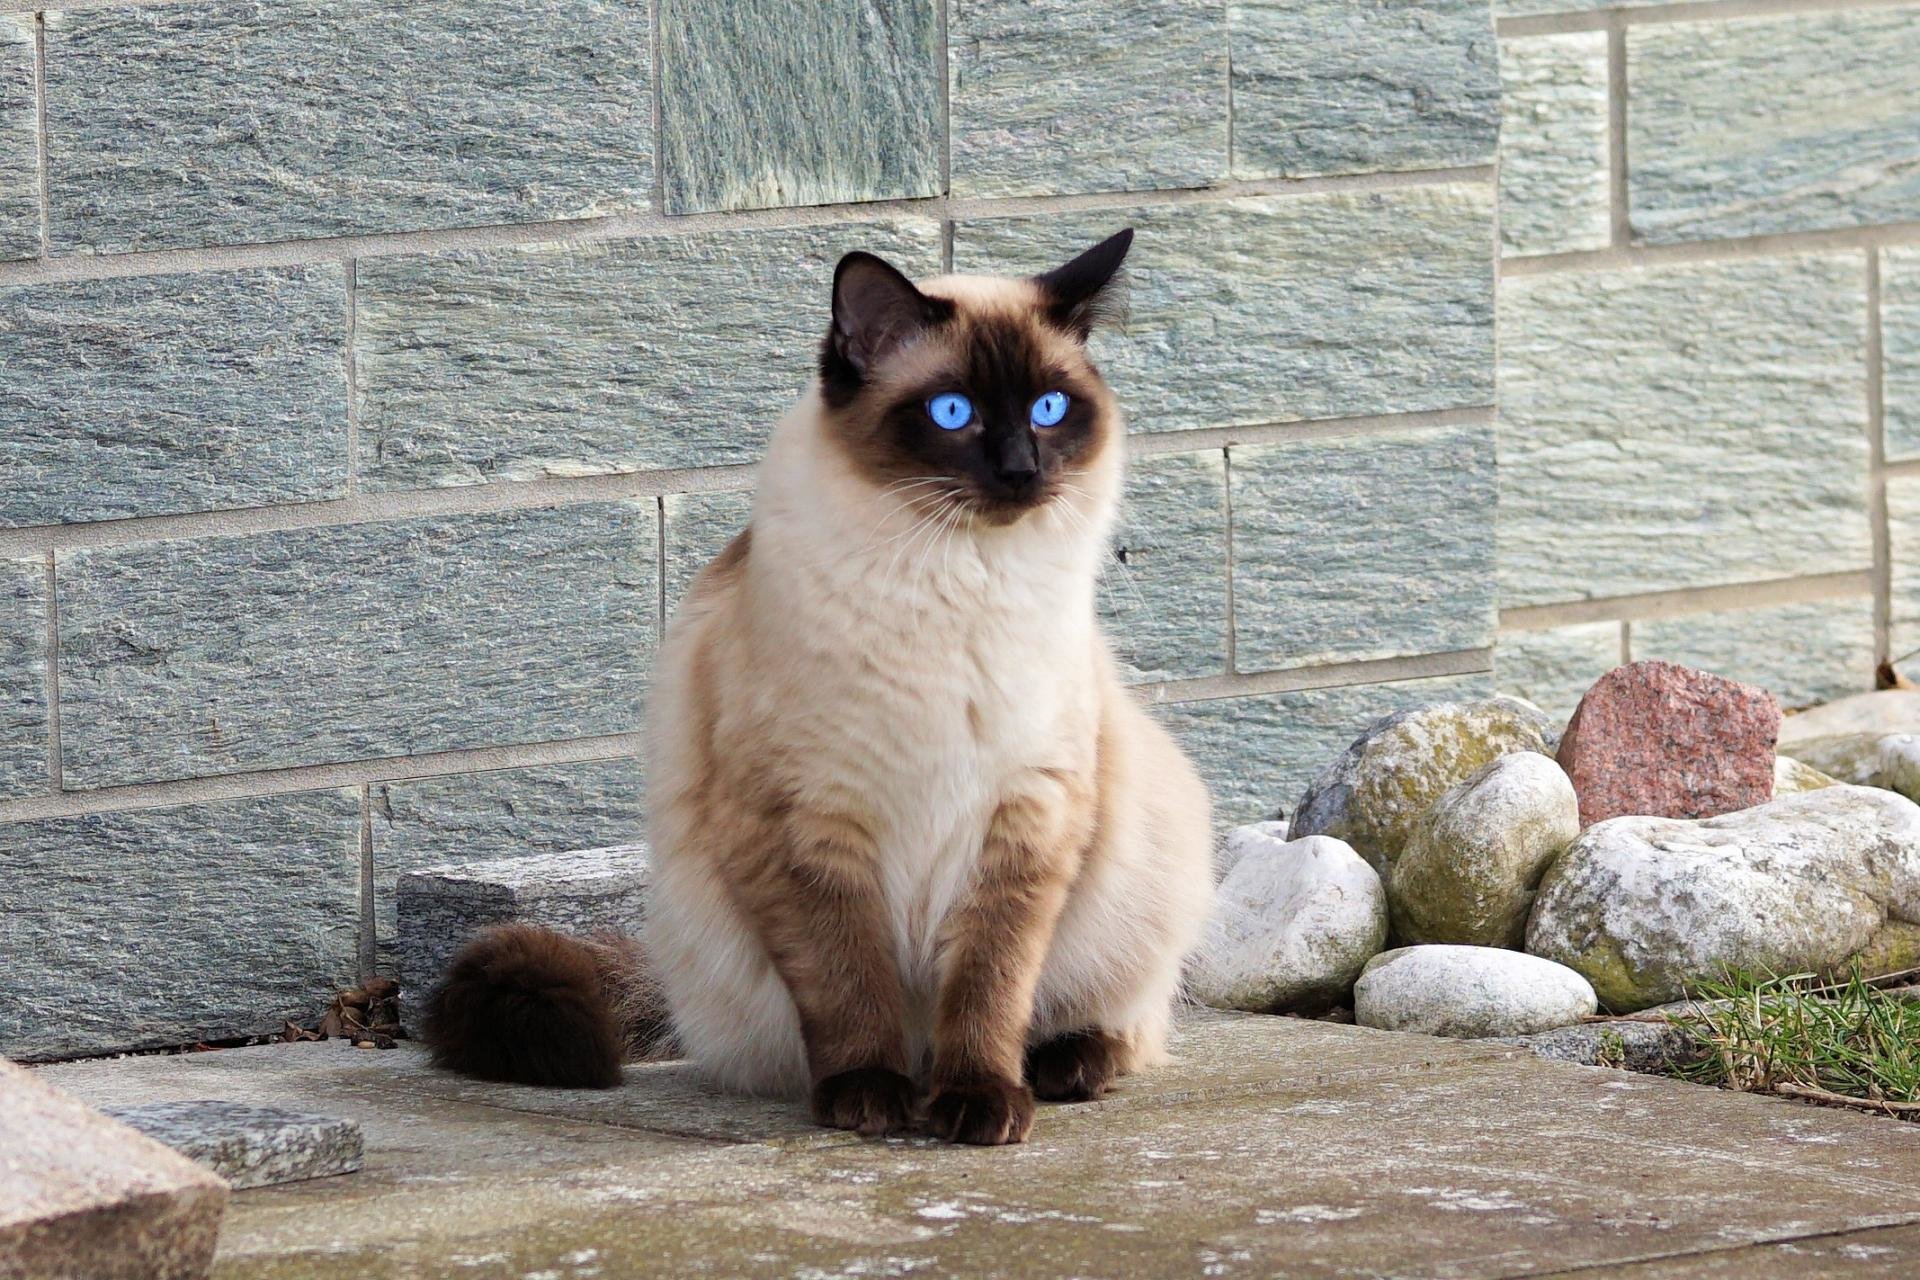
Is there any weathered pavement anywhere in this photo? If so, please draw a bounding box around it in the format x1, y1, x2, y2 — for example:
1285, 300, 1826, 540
35, 1011, 1920, 1279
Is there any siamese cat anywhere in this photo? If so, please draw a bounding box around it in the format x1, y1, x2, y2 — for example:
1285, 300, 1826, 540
426, 229, 1215, 1145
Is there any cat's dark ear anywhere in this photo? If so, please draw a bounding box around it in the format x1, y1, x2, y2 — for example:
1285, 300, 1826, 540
1033, 228, 1132, 340
824, 252, 952, 387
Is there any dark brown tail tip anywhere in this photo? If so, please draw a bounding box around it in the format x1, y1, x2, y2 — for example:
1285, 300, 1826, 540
421, 922, 624, 1090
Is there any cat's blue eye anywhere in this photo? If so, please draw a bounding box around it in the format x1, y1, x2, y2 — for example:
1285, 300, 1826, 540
928, 392, 974, 431
1031, 390, 1070, 428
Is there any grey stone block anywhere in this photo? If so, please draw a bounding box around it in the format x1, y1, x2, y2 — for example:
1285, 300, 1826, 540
395, 844, 651, 1027
0, 1060, 227, 1280
0, 266, 349, 527
1631, 598, 1876, 712
1149, 672, 1493, 830
1886, 249, 1920, 461
1498, 34, 1610, 257
657, 0, 940, 213
949, 0, 1227, 198
103, 1101, 363, 1190
1495, 0, 1654, 13
0, 557, 46, 799
1499, 255, 1869, 608
1496, 1018, 1699, 1074
1229, 0, 1498, 180
1883, 475, 1920, 663
1106, 450, 1229, 683
0, 15, 35, 262
1627, 11, 1920, 244
1495, 623, 1620, 726
42, 0, 652, 253
0, 791, 361, 1060
662, 489, 755, 617
953, 186, 1495, 434
355, 222, 942, 490
56, 503, 656, 788
1231, 426, 1495, 672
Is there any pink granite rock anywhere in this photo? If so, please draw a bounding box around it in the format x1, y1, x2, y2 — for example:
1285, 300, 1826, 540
1557, 660, 1780, 827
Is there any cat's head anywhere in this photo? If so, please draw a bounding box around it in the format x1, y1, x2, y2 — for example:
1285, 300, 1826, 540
816, 229, 1132, 527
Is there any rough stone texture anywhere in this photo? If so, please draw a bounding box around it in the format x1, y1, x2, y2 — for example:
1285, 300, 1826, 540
1494, 0, 1656, 13
356, 222, 941, 489
1627, 10, 1920, 244
0, 266, 349, 527
1498, 33, 1610, 257
1557, 660, 1781, 828
1499, 256, 1869, 607
56, 502, 655, 788
41, 0, 652, 254
1287, 696, 1558, 874
395, 845, 652, 1027
0, 1059, 227, 1280
1389, 752, 1580, 948
1631, 598, 1876, 712
1527, 785, 1920, 1011
1229, 0, 1498, 180
0, 557, 46, 799
1188, 831, 1387, 1015
1150, 673, 1494, 830
663, 489, 756, 616
0, 790, 361, 1060
1105, 449, 1228, 682
1783, 733, 1920, 804
1494, 623, 1619, 727
1775, 754, 1841, 795
0, 15, 36, 262
370, 757, 646, 942
949, 0, 1226, 198
1216, 819, 1289, 880
1230, 427, 1495, 670
1356, 945, 1598, 1038
103, 1101, 362, 1190
1781, 689, 1920, 746
952, 186, 1495, 434
1498, 1018, 1701, 1074
1891, 475, 1920, 662
657, 0, 940, 214
1888, 249, 1920, 460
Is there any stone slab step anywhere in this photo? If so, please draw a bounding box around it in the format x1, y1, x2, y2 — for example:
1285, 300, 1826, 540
102, 1101, 363, 1190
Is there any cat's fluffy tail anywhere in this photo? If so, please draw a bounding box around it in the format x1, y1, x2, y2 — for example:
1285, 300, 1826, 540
421, 922, 670, 1089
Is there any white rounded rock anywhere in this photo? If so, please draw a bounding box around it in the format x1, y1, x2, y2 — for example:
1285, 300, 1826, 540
1354, 945, 1597, 1038
1216, 820, 1290, 880
1188, 830, 1387, 1015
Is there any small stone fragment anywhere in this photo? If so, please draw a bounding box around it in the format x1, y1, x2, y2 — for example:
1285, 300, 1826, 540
103, 1101, 362, 1191
1773, 754, 1841, 794
1496, 1018, 1700, 1073
1556, 660, 1779, 827
1354, 945, 1598, 1038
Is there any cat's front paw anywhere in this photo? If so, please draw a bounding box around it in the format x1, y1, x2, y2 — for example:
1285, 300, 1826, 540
924, 1076, 1035, 1145
811, 1067, 916, 1136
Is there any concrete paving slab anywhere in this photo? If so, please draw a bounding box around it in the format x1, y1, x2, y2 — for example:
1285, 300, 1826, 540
1586, 1223, 1920, 1276
103, 1101, 364, 1190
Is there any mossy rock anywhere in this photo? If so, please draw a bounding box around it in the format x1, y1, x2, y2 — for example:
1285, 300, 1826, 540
1773, 754, 1841, 795
1785, 733, 1920, 802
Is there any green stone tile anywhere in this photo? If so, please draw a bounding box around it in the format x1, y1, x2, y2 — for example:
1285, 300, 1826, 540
1494, 623, 1620, 727
355, 221, 942, 489
0, 266, 349, 527
1499, 255, 1870, 608
0, 790, 361, 1060
1106, 450, 1229, 683
1632, 598, 1876, 712
0, 15, 36, 262
1229, 0, 1498, 180
0, 557, 47, 798
953, 186, 1495, 433
42, 0, 652, 253
1628, 11, 1920, 244
657, 0, 941, 213
1498, 33, 1610, 257
1231, 427, 1495, 672
56, 503, 656, 789
662, 489, 754, 618
949, 0, 1227, 198
1885, 248, 1920, 462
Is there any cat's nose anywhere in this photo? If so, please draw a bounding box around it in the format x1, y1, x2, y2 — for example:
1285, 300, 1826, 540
995, 461, 1040, 496
992, 434, 1041, 496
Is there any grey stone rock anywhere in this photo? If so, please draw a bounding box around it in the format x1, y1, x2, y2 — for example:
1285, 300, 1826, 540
395, 844, 652, 1028
0, 791, 361, 1060
1217, 820, 1292, 881
1231, 426, 1495, 671
1526, 786, 1920, 1010
1288, 696, 1559, 875
1631, 598, 1876, 712
657, 0, 940, 214
1775, 755, 1842, 795
949, 0, 1226, 198
1497, 1018, 1700, 1074
1495, 623, 1619, 727
0, 1060, 227, 1280
1498, 34, 1610, 257
1355, 945, 1598, 1037
355, 222, 941, 489
1498, 255, 1869, 608
0, 266, 349, 526
952, 185, 1495, 434
1105, 450, 1228, 683
1887, 249, 1920, 460
42, 0, 652, 253
1229, 0, 1498, 180
0, 557, 46, 799
1781, 689, 1920, 746
1150, 673, 1494, 831
0, 15, 35, 262
1891, 476, 1920, 661
663, 489, 756, 616
1782, 733, 1920, 802
1627, 11, 1920, 244
57, 502, 655, 788
1390, 752, 1581, 948
1189, 832, 1387, 1015
103, 1101, 363, 1190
